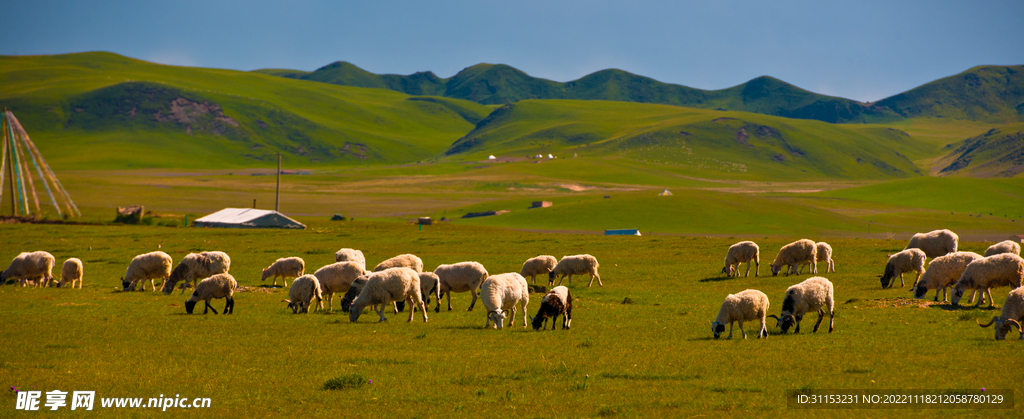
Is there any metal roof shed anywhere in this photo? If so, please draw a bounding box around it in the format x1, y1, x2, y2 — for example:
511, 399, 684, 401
193, 208, 306, 229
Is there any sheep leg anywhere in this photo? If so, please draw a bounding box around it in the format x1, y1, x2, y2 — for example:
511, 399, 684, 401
828, 310, 834, 333
588, 272, 602, 287
375, 303, 387, 322
225, 297, 234, 314
985, 288, 995, 308
205, 300, 219, 315
758, 318, 767, 338
738, 320, 747, 339
812, 309, 824, 332
726, 322, 734, 339
744, 262, 750, 277
467, 289, 477, 311
794, 315, 803, 333
407, 296, 415, 322
508, 306, 516, 328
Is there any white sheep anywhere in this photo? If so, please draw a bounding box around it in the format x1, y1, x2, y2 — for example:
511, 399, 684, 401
722, 241, 759, 277
770, 239, 816, 276
334, 248, 366, 270
122, 251, 172, 292
261, 257, 305, 287
768, 276, 834, 334
281, 274, 323, 314
313, 261, 366, 311
912, 251, 984, 302
976, 287, 1024, 340
1, 251, 55, 287
392, 272, 443, 313
878, 248, 926, 289
184, 273, 237, 315
520, 255, 558, 284
348, 267, 427, 323
162, 251, 231, 295
812, 242, 835, 273
531, 286, 573, 331
711, 289, 770, 339
905, 229, 958, 258
951, 253, 1024, 308
373, 253, 423, 273
57, 258, 83, 289
481, 272, 530, 329
548, 254, 602, 287
984, 240, 1021, 257
435, 261, 489, 312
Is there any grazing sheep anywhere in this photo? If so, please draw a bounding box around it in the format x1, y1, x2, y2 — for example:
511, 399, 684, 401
811, 242, 834, 274
985, 240, 1021, 257
878, 248, 926, 289
418, 272, 441, 308
184, 273, 237, 315
912, 252, 984, 302
313, 261, 366, 311
976, 287, 1024, 340
281, 274, 323, 314
334, 248, 366, 270
722, 241, 759, 277
161, 251, 231, 295
339, 277, 367, 313
770, 239, 816, 276
520, 255, 558, 284
548, 254, 602, 287
711, 289, 770, 339
435, 261, 489, 312
348, 267, 427, 323
905, 229, 958, 258
951, 253, 1024, 308
768, 276, 834, 334
1, 251, 55, 287
481, 272, 530, 329
373, 253, 423, 273
57, 258, 83, 289
122, 251, 172, 292
261, 257, 305, 287
531, 286, 573, 331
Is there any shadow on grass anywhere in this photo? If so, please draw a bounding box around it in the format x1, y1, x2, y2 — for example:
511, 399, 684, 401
698, 276, 736, 283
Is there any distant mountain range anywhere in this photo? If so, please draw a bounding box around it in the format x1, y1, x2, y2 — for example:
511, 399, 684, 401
254, 63, 1024, 124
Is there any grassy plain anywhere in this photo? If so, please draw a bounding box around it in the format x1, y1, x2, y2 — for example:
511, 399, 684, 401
1, 220, 1022, 418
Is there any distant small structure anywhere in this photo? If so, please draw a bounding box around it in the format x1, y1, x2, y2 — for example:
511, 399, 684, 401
194, 208, 305, 229
531, 201, 553, 209
535, 154, 543, 159
487, 155, 496, 160
658, 189, 673, 196
418, 217, 433, 225
330, 214, 346, 221
605, 229, 641, 236
462, 210, 510, 219
547, 154, 554, 159
115, 205, 145, 224
604, 195, 611, 199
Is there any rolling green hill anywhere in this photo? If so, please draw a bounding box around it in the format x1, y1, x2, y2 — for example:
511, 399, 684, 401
934, 123, 1024, 177
875, 65, 1024, 122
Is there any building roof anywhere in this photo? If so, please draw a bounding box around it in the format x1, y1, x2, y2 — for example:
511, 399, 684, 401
194, 208, 306, 229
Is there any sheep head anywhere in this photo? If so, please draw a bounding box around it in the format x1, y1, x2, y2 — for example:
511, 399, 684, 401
978, 316, 1011, 340
950, 287, 966, 306
121, 277, 132, 291
879, 263, 896, 288
722, 266, 735, 277
348, 302, 366, 322
531, 314, 548, 331
769, 314, 797, 333
163, 264, 188, 294
711, 321, 726, 339
184, 293, 199, 314
912, 284, 929, 299
770, 264, 782, 277
488, 310, 507, 329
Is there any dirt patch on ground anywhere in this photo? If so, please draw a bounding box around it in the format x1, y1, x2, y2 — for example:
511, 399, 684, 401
843, 298, 937, 310
236, 286, 278, 294
555, 183, 593, 192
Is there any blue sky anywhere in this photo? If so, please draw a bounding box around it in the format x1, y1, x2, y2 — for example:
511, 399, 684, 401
2, 0, 1021, 102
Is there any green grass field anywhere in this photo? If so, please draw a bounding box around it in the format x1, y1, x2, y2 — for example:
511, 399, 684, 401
1, 220, 1021, 418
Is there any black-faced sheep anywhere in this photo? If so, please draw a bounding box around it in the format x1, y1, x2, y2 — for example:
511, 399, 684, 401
348, 267, 427, 323
162, 251, 231, 295
722, 241, 759, 277
434, 261, 489, 312
184, 273, 237, 315
334, 248, 366, 270
2, 251, 55, 287
521, 255, 558, 284
373, 254, 423, 273
339, 277, 367, 313
905, 229, 958, 258
481, 272, 530, 329
912, 251, 983, 302
711, 289, 770, 339
122, 251, 172, 292
261, 257, 304, 287
548, 254, 602, 287
768, 276, 834, 334
313, 261, 366, 311
57, 258, 83, 289
282, 274, 323, 314
985, 240, 1021, 257
878, 248, 926, 289
977, 287, 1024, 340
531, 286, 572, 331
951, 253, 1024, 308
770, 239, 816, 276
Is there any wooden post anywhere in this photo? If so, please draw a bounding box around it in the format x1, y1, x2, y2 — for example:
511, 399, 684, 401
275, 153, 281, 212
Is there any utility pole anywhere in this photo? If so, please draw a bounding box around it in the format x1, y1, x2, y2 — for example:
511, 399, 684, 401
275, 153, 281, 212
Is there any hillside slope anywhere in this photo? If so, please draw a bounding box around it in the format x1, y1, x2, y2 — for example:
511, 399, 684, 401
934, 123, 1024, 177
876, 65, 1024, 122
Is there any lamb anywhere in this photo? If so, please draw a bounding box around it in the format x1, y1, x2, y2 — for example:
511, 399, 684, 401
281, 274, 323, 314
548, 254, 602, 287
878, 248, 926, 289
520, 255, 558, 284
122, 251, 172, 292
770, 239, 816, 276
721, 241, 759, 277
951, 253, 1024, 308
373, 253, 423, 273
976, 287, 1024, 340
161, 251, 231, 295
912, 251, 984, 302
57, 258, 83, 289
531, 286, 573, 331
905, 229, 958, 258
481, 272, 530, 329
711, 289, 770, 339
812, 242, 835, 273
313, 261, 366, 311
261, 257, 305, 287
768, 276, 834, 334
434, 261, 489, 312
984, 240, 1021, 257
1, 251, 55, 287
348, 267, 427, 323
334, 248, 366, 270
184, 273, 237, 315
